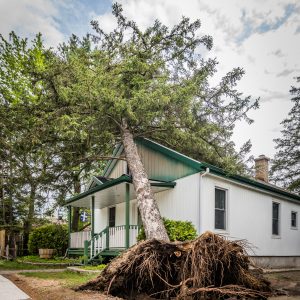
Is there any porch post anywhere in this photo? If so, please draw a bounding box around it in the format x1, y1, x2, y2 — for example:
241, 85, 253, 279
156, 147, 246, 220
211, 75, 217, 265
67, 206, 71, 249
125, 183, 130, 249
91, 195, 95, 257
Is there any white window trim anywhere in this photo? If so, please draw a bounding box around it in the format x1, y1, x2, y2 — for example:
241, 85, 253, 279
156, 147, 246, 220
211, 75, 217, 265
291, 211, 298, 230
272, 201, 281, 239
214, 186, 229, 234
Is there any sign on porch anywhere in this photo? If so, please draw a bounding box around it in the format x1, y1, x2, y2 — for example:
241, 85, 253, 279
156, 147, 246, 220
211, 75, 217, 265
80, 211, 90, 222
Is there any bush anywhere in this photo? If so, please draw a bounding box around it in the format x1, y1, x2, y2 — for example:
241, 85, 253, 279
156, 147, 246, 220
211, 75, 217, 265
137, 218, 197, 242
28, 224, 68, 255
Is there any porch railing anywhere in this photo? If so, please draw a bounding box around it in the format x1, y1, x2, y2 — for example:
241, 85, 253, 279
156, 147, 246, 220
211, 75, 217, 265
80, 225, 140, 260
71, 225, 140, 259
70, 231, 91, 248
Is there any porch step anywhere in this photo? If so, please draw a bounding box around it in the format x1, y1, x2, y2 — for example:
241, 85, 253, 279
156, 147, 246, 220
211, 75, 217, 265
99, 249, 122, 257
68, 248, 85, 256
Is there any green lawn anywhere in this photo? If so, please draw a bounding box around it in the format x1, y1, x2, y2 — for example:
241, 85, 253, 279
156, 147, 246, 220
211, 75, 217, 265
77, 264, 106, 271
0, 259, 64, 270
19, 255, 80, 265
20, 270, 98, 287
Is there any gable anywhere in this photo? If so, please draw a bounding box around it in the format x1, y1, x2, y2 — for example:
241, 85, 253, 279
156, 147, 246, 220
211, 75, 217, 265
103, 138, 199, 181
136, 141, 199, 181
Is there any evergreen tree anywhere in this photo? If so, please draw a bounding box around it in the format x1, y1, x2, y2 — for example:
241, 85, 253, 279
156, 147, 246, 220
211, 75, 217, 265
271, 76, 300, 194
45, 4, 259, 240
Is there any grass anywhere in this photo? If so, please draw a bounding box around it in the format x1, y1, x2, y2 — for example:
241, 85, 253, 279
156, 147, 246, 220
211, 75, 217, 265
0, 259, 63, 270
19, 255, 80, 265
77, 264, 106, 271
20, 270, 97, 287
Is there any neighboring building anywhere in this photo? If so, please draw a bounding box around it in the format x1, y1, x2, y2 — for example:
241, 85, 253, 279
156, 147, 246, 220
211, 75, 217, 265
66, 138, 300, 267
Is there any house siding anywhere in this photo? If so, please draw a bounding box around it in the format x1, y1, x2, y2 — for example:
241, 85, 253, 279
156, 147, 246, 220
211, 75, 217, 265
136, 143, 198, 181
94, 200, 138, 232
200, 175, 300, 257
155, 173, 200, 231
109, 160, 126, 179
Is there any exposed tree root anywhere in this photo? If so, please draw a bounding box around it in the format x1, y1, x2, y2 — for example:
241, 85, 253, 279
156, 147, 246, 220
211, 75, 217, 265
78, 231, 272, 299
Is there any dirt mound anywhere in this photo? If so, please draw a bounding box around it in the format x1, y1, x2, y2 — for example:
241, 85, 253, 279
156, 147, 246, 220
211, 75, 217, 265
78, 231, 272, 299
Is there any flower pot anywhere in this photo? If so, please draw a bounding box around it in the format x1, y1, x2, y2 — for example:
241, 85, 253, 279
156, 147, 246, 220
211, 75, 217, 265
39, 248, 55, 259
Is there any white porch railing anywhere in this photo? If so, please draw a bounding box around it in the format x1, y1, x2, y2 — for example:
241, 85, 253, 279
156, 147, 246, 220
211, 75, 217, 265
70, 225, 140, 259
70, 231, 91, 248
108, 225, 139, 248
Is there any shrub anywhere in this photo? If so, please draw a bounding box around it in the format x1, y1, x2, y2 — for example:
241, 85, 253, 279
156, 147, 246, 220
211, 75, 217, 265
137, 218, 197, 242
28, 224, 68, 255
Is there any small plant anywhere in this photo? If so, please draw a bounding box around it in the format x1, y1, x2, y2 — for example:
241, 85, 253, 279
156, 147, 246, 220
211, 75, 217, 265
137, 218, 197, 242
28, 224, 68, 255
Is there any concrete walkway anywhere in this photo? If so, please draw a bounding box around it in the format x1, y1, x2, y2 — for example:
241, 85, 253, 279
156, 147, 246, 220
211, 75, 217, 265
0, 275, 30, 300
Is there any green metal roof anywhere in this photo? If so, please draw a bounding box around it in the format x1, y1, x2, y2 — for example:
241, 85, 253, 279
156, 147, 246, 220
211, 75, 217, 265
65, 174, 176, 206
102, 138, 300, 202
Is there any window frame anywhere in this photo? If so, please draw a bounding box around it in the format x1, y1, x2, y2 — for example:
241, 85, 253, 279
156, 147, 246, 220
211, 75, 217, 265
291, 211, 298, 229
214, 187, 227, 231
272, 201, 280, 237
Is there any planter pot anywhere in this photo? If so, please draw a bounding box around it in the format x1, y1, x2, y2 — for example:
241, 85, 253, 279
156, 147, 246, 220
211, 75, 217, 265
39, 248, 55, 259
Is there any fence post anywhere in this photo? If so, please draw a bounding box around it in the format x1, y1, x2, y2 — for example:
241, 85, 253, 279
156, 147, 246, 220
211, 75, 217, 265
106, 227, 109, 250
5, 244, 9, 260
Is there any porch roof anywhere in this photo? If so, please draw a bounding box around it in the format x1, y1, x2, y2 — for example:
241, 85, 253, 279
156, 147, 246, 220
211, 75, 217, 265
65, 175, 176, 209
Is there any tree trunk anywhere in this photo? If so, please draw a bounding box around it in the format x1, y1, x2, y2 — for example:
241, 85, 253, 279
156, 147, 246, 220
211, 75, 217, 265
23, 186, 36, 255
121, 120, 169, 241
71, 176, 81, 232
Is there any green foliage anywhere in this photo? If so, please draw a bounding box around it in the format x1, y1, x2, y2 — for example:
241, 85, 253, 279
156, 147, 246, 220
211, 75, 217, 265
137, 218, 197, 242
19, 255, 79, 265
0, 259, 63, 270
271, 76, 300, 194
28, 224, 68, 255
79, 264, 106, 271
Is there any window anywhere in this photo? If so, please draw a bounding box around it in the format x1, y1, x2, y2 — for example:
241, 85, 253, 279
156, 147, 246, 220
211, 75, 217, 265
272, 202, 280, 235
108, 207, 116, 227
215, 188, 226, 230
291, 211, 297, 228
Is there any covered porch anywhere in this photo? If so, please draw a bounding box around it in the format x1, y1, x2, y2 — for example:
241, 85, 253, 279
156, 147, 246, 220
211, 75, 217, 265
65, 175, 176, 260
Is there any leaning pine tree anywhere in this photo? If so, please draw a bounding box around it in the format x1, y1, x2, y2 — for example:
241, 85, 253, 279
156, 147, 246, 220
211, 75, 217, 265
48, 3, 258, 242
45, 4, 272, 298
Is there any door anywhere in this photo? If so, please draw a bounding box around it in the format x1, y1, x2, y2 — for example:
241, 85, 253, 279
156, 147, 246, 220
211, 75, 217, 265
108, 207, 116, 227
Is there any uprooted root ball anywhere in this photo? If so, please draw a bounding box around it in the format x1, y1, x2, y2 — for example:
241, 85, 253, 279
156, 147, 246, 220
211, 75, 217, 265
78, 231, 272, 299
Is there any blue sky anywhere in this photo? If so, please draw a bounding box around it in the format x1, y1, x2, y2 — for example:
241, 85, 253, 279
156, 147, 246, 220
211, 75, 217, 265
0, 0, 299, 161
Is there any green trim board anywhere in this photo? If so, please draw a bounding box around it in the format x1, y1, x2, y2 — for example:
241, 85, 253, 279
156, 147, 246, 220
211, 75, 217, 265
65, 174, 176, 205
101, 137, 300, 202
138, 138, 300, 202
103, 143, 123, 177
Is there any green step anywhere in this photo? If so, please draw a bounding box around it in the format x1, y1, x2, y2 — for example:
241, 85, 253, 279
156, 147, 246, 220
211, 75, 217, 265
68, 248, 85, 256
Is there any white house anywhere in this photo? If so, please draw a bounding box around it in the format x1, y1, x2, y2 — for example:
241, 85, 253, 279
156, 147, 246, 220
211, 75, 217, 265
66, 138, 300, 267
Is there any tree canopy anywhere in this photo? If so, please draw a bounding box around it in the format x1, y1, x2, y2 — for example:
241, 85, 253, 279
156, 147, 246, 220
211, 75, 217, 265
1, 4, 261, 240
271, 76, 300, 194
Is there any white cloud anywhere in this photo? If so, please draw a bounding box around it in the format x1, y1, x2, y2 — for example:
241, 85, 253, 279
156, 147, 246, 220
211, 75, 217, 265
0, 0, 64, 46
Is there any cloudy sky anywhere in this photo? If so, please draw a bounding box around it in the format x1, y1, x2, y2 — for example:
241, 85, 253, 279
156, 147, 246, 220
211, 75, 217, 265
0, 0, 299, 160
